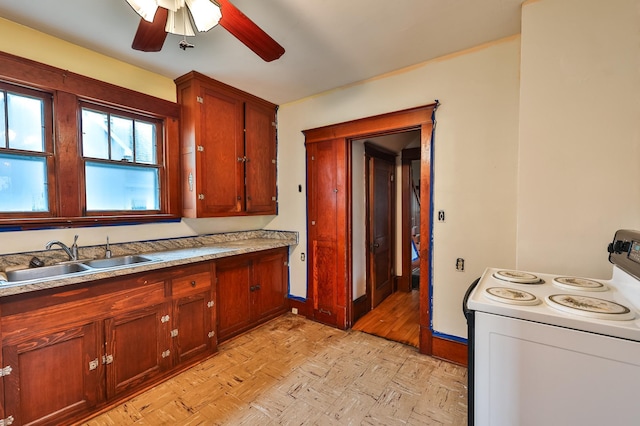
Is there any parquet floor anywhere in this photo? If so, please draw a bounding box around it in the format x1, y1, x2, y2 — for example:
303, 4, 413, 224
84, 314, 467, 425
352, 290, 420, 348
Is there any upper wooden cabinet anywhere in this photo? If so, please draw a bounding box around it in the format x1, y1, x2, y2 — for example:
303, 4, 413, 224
176, 71, 278, 217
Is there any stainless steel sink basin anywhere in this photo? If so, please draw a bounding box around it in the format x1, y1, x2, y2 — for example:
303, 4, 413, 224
5, 263, 91, 282
82, 255, 153, 269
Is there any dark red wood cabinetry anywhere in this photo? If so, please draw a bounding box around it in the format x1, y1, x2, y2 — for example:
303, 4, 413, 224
176, 71, 278, 217
304, 138, 351, 329
0, 262, 216, 426
3, 322, 100, 426
216, 248, 289, 342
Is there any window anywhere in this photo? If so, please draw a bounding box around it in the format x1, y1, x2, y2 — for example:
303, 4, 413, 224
0, 84, 53, 214
81, 104, 162, 212
0, 51, 181, 229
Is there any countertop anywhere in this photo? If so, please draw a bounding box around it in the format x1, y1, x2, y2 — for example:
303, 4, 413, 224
0, 231, 297, 298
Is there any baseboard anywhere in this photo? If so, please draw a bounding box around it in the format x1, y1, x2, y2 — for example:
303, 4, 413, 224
287, 297, 311, 318
352, 294, 369, 323
396, 274, 410, 292
432, 336, 468, 367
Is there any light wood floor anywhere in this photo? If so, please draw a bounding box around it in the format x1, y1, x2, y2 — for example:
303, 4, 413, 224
353, 290, 420, 348
83, 313, 467, 425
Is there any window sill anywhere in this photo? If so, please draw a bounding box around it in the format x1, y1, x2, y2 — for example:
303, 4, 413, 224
0, 214, 182, 231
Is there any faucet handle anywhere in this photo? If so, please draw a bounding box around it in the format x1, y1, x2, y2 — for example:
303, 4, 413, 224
71, 235, 79, 260
105, 236, 112, 259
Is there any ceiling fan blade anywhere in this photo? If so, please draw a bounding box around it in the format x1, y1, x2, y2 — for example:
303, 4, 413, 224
132, 7, 169, 52
217, 0, 285, 62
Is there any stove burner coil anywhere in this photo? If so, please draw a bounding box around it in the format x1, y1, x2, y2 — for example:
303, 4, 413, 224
546, 294, 634, 320
553, 276, 607, 292
492, 270, 542, 284
484, 287, 540, 305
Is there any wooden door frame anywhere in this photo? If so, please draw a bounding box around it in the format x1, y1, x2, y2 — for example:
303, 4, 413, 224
303, 104, 438, 355
399, 147, 421, 292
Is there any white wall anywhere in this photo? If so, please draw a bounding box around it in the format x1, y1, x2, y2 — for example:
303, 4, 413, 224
516, 0, 640, 278
270, 37, 521, 338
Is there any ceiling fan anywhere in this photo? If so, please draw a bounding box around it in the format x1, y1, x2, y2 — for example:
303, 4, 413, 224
126, 0, 285, 62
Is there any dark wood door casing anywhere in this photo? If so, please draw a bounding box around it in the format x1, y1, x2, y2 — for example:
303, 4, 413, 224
303, 104, 439, 356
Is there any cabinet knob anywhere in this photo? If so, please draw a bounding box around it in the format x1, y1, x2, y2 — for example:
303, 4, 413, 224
191, 280, 197, 287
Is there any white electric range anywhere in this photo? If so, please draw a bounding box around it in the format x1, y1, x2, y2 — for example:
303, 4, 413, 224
463, 229, 640, 426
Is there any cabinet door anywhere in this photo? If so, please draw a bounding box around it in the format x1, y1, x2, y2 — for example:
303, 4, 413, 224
3, 322, 101, 426
199, 86, 245, 215
306, 139, 349, 328
174, 290, 215, 364
245, 101, 277, 214
104, 303, 171, 399
216, 257, 252, 342
251, 249, 288, 321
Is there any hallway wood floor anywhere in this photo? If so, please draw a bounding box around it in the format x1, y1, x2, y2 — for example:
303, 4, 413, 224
353, 290, 420, 348
83, 313, 467, 425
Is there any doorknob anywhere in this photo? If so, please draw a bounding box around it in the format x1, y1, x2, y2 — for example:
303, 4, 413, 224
373, 242, 380, 248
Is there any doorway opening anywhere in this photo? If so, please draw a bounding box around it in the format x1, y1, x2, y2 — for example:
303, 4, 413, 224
351, 132, 422, 347
302, 104, 436, 355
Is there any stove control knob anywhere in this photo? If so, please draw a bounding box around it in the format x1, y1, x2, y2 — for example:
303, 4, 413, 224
609, 240, 631, 254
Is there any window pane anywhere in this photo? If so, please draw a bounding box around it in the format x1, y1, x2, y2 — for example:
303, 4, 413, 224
82, 109, 109, 159
0, 153, 48, 212
7, 93, 44, 152
110, 116, 134, 162
135, 121, 156, 164
85, 162, 159, 211
0, 92, 5, 148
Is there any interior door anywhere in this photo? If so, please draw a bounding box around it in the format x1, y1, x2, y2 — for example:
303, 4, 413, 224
366, 144, 395, 308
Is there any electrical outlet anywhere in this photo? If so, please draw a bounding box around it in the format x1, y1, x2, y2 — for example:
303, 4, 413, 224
438, 210, 445, 222
292, 307, 299, 315
456, 258, 465, 271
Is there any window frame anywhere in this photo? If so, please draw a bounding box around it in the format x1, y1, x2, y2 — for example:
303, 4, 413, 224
0, 51, 181, 229
79, 101, 165, 216
0, 82, 57, 218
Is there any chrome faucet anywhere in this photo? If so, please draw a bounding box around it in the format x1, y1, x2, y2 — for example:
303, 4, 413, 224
45, 235, 79, 261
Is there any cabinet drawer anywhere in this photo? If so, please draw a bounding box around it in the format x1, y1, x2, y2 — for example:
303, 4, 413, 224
173, 271, 211, 297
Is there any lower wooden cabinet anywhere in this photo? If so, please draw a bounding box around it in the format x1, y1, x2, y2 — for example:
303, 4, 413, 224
105, 302, 172, 399
217, 247, 289, 342
172, 266, 216, 364
0, 261, 216, 426
2, 321, 101, 426
0, 248, 286, 425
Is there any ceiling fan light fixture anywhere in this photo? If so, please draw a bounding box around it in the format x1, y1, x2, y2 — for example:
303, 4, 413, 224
126, 0, 159, 22
165, 7, 196, 36
185, 0, 222, 31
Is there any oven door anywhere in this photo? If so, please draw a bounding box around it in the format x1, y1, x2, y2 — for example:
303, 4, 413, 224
474, 311, 640, 426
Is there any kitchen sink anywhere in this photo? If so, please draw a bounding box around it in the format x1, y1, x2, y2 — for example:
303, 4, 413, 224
1, 255, 155, 283
5, 263, 92, 282
82, 255, 153, 269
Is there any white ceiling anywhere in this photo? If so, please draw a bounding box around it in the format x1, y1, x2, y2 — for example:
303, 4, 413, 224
0, 0, 523, 105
